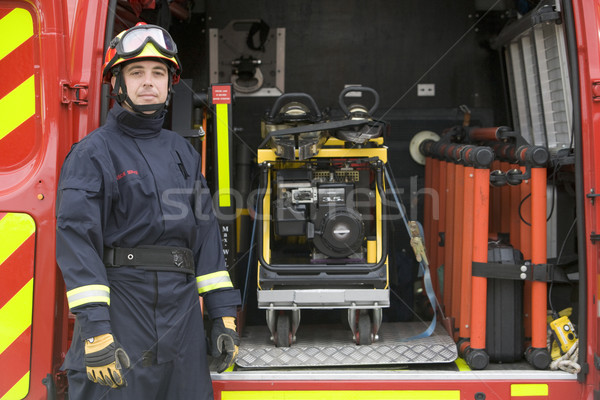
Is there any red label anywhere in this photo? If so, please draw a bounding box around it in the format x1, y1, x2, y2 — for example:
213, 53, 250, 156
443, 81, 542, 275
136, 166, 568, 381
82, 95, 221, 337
212, 85, 231, 104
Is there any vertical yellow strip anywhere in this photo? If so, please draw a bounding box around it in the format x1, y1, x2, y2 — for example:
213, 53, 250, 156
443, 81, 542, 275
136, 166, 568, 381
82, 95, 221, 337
367, 240, 376, 263
216, 103, 231, 207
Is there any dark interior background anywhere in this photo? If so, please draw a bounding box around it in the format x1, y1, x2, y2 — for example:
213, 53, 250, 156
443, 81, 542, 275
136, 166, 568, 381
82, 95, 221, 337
168, 0, 514, 206
126, 0, 545, 324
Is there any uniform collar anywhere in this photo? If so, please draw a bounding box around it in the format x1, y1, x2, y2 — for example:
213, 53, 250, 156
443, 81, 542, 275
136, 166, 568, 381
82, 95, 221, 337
108, 102, 166, 138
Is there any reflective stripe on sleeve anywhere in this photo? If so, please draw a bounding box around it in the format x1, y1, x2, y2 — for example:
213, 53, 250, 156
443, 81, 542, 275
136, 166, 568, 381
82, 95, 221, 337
66, 284, 110, 309
196, 271, 233, 294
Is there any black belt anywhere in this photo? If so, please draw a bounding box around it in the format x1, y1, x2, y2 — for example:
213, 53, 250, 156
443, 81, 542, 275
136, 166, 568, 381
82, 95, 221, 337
103, 246, 195, 275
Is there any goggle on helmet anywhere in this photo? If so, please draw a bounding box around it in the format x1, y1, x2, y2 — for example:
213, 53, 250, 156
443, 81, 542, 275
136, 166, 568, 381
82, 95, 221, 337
102, 22, 181, 84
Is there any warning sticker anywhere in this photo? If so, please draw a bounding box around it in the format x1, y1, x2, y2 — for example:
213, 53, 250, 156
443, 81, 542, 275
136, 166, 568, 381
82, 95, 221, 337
212, 85, 232, 104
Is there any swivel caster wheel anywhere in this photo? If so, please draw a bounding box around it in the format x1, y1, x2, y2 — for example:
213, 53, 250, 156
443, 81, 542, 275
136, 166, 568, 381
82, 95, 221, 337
276, 313, 292, 347
356, 310, 373, 345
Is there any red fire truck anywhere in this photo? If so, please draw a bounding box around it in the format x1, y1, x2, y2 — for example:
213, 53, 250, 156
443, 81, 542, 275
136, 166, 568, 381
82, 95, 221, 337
1, 0, 599, 399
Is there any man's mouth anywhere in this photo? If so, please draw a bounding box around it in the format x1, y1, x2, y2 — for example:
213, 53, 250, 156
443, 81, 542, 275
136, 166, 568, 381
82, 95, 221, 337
138, 94, 157, 102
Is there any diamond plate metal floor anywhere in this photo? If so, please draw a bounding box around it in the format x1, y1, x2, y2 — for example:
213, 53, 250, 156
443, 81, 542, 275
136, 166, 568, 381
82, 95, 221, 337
236, 321, 457, 369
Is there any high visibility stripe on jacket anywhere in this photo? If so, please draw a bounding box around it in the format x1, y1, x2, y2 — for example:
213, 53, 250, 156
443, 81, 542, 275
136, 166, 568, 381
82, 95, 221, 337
196, 271, 233, 294
66, 284, 110, 309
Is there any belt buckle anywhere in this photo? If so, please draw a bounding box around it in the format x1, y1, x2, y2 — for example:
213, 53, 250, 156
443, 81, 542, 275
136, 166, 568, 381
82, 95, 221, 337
104, 247, 116, 267
172, 249, 185, 268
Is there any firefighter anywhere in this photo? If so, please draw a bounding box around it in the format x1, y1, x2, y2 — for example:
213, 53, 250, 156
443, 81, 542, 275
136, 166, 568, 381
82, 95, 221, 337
55, 23, 241, 399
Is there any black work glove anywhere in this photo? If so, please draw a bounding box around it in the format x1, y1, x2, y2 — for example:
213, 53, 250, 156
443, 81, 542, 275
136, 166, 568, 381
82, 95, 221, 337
210, 317, 240, 373
84, 333, 130, 388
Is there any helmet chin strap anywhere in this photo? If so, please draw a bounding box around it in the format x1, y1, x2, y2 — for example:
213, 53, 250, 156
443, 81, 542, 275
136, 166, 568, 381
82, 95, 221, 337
111, 69, 173, 119
124, 98, 166, 118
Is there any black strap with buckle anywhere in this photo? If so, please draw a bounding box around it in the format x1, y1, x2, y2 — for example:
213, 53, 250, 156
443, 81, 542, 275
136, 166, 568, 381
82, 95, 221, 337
472, 261, 571, 283
103, 246, 195, 275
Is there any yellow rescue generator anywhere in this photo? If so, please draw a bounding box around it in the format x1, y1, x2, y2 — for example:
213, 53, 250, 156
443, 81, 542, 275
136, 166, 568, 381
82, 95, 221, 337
255, 88, 390, 346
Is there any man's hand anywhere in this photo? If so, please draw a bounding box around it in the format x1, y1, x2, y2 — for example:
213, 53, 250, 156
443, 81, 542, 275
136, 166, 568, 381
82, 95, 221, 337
210, 317, 240, 373
84, 333, 130, 388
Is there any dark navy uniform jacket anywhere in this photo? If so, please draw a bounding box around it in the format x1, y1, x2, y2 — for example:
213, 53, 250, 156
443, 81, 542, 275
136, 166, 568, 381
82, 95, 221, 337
56, 103, 240, 374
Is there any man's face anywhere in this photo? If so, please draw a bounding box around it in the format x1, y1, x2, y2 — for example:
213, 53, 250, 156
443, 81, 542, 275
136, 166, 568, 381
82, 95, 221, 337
114, 59, 169, 113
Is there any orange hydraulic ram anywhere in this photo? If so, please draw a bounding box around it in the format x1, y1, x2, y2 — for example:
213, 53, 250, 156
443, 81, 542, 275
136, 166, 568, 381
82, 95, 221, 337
522, 146, 551, 369
468, 167, 491, 359
530, 166, 548, 348
461, 145, 494, 370
498, 144, 551, 369
467, 125, 514, 142
459, 163, 475, 341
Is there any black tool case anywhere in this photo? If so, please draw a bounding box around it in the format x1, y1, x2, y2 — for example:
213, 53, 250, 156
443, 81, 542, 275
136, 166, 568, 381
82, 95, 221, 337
485, 243, 524, 363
